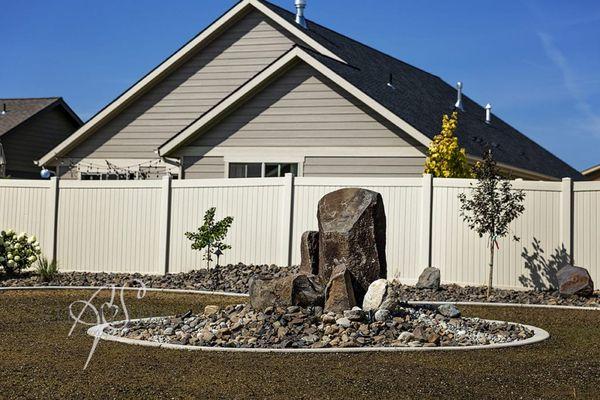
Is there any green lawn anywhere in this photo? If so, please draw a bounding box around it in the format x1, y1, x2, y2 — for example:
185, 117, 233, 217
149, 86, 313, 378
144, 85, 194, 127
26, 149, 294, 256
0, 290, 598, 399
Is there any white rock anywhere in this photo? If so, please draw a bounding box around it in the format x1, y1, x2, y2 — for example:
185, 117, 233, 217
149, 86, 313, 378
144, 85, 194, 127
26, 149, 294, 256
336, 317, 352, 328
398, 331, 414, 343
374, 309, 391, 322
362, 279, 389, 312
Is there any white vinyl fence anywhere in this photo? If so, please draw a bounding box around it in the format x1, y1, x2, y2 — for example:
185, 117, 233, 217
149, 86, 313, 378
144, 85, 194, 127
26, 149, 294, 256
1, 175, 598, 290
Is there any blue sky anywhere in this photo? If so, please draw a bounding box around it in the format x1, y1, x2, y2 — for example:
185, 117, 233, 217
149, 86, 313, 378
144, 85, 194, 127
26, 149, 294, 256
2, 0, 599, 170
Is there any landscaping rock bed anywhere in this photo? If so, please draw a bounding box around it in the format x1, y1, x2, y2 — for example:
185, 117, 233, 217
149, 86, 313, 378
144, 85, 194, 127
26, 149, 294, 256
104, 303, 534, 349
393, 283, 599, 308
1, 264, 597, 308
0, 264, 296, 293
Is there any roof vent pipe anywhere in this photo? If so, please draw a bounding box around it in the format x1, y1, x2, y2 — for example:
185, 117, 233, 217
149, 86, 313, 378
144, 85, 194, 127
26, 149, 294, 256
454, 82, 464, 111
295, 0, 307, 29
1, 104, 6, 115
485, 103, 492, 124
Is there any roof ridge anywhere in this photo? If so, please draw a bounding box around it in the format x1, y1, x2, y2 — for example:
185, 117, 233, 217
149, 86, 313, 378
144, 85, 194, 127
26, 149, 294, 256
258, 0, 444, 82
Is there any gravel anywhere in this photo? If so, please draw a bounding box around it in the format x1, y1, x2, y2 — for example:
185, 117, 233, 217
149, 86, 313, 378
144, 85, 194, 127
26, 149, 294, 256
1, 264, 598, 308
105, 302, 534, 349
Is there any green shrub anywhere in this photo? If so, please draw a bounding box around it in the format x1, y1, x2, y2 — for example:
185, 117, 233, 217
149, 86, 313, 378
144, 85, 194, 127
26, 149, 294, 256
0, 229, 42, 275
36, 256, 59, 282
185, 207, 233, 269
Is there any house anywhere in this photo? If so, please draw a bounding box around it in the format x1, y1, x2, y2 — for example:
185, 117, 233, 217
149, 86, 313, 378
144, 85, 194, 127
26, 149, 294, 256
0, 98, 82, 179
37, 0, 581, 181
582, 164, 600, 181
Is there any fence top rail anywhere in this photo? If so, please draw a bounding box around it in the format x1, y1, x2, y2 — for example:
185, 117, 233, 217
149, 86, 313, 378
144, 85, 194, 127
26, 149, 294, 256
573, 181, 600, 192
432, 178, 562, 192
59, 180, 163, 189
172, 177, 287, 189
294, 177, 423, 187
0, 179, 52, 188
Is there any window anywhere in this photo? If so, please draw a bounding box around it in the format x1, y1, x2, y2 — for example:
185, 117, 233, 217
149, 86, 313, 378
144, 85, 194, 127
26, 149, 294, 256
229, 163, 262, 178
228, 162, 298, 178
265, 163, 298, 177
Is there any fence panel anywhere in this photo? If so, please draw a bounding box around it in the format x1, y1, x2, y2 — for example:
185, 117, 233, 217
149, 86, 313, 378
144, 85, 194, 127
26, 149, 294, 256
431, 179, 563, 289
573, 182, 600, 285
56, 180, 163, 274
168, 178, 287, 273
0, 180, 52, 255
292, 177, 423, 281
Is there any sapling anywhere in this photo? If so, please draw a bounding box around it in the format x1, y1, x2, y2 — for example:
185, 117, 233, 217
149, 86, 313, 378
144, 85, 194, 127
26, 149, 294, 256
185, 207, 233, 270
458, 150, 525, 298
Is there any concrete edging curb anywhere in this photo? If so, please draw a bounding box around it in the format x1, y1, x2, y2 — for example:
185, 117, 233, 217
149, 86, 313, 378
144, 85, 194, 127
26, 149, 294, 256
87, 317, 550, 353
1, 286, 598, 311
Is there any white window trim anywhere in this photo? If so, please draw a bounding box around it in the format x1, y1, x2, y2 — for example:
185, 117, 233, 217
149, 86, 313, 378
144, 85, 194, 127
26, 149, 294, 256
224, 157, 305, 178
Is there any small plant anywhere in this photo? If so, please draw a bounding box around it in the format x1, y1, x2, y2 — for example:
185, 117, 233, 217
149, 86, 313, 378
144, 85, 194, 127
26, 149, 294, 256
36, 256, 59, 282
458, 150, 526, 298
185, 208, 233, 269
0, 229, 42, 275
424, 112, 473, 178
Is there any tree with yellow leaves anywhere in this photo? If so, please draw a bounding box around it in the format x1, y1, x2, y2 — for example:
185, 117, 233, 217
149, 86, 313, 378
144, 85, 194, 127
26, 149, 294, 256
424, 112, 472, 178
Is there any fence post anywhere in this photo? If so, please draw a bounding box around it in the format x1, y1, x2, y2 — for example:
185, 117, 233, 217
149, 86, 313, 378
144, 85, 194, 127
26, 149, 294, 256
158, 175, 172, 274
560, 177, 573, 261
419, 174, 433, 269
280, 173, 295, 267
46, 177, 59, 262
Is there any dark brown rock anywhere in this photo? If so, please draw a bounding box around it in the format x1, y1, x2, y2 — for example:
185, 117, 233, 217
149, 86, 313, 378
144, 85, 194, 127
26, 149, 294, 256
324, 264, 356, 313
557, 265, 594, 297
416, 267, 441, 290
299, 231, 319, 275
249, 275, 293, 310
292, 274, 325, 307
317, 188, 387, 300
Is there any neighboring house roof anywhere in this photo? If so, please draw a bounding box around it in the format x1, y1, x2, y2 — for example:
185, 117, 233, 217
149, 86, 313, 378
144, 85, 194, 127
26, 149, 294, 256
0, 97, 82, 139
582, 164, 600, 176
39, 0, 582, 179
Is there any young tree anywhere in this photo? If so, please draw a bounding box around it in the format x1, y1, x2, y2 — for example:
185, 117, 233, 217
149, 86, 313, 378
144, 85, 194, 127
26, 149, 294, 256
458, 150, 525, 298
185, 208, 234, 269
424, 112, 472, 178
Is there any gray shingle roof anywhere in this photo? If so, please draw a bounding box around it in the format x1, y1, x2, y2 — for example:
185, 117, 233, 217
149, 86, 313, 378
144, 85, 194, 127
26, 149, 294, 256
260, 1, 582, 179
0, 98, 60, 138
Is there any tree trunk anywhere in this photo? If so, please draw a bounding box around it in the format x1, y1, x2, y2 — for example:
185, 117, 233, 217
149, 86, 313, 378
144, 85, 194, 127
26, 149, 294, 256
487, 238, 495, 299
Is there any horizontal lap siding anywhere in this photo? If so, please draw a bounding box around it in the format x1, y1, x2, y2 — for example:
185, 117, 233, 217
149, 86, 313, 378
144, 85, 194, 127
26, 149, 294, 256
183, 156, 225, 179
188, 63, 421, 150
304, 157, 425, 177
56, 184, 162, 273
66, 10, 296, 160
3, 107, 79, 176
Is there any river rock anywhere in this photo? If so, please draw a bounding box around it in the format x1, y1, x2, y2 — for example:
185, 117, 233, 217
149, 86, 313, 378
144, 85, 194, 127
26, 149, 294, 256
324, 264, 356, 313
317, 188, 387, 300
557, 265, 594, 297
362, 279, 389, 312
292, 274, 325, 307
299, 231, 319, 275
416, 267, 441, 290
249, 275, 293, 310
437, 304, 461, 318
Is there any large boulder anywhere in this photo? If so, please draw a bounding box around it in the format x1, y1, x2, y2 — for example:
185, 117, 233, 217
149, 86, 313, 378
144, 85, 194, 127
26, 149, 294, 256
292, 274, 325, 307
557, 265, 594, 297
249, 275, 294, 310
298, 231, 319, 275
324, 264, 356, 314
416, 267, 441, 290
362, 279, 389, 312
317, 188, 387, 300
